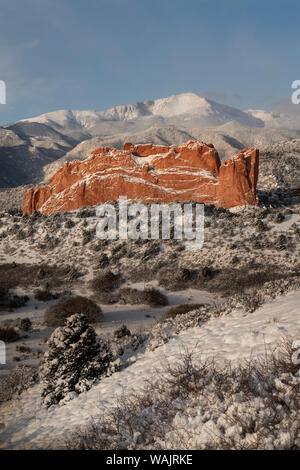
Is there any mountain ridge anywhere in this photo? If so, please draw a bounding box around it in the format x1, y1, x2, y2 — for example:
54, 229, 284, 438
18, 92, 265, 128
1, 92, 300, 187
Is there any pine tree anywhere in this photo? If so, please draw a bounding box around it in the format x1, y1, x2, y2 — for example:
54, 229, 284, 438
40, 313, 112, 407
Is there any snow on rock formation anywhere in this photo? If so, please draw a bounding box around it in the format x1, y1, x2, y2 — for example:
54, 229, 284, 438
23, 140, 259, 215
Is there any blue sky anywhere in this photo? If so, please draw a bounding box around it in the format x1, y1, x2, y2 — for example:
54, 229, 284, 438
0, 0, 299, 124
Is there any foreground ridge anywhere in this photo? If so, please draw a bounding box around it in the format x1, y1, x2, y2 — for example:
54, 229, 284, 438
23, 140, 259, 215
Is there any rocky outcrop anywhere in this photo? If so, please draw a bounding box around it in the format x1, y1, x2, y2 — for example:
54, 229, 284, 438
23, 140, 259, 215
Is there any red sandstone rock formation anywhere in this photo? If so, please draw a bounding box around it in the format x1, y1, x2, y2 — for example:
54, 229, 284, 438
23, 140, 259, 215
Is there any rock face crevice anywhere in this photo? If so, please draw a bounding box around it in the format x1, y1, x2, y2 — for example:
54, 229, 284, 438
23, 140, 259, 215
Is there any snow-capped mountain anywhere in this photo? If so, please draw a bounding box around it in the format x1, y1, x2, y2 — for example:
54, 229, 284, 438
22, 92, 265, 128
1, 92, 300, 187
100, 93, 265, 127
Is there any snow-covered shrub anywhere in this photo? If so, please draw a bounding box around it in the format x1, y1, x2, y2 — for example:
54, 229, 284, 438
112, 331, 148, 368
160, 303, 205, 322
66, 342, 300, 450
44, 295, 103, 326
0, 365, 37, 403
235, 290, 263, 313
147, 303, 231, 351
114, 324, 131, 339
40, 314, 112, 407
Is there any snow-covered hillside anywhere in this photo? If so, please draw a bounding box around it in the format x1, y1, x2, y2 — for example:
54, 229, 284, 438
0, 197, 299, 449
0, 289, 299, 449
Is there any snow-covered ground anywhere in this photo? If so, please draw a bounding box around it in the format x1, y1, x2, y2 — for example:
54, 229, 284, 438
0, 201, 299, 449
1, 288, 299, 449
0, 282, 218, 378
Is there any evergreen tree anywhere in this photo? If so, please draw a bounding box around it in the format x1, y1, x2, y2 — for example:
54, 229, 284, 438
41, 313, 112, 407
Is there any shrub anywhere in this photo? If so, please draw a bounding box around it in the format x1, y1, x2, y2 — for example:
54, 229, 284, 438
16, 230, 27, 240
119, 287, 168, 307
273, 212, 285, 223
275, 234, 287, 250
236, 291, 263, 313
34, 289, 58, 302
0, 327, 20, 342
196, 263, 296, 297
157, 266, 198, 290
90, 270, 122, 293
0, 365, 38, 403
114, 325, 131, 339
199, 266, 212, 280
8, 294, 29, 309
136, 287, 168, 307
65, 219, 75, 229
0, 263, 80, 291
18, 318, 32, 332
82, 230, 92, 245
97, 253, 109, 268
40, 314, 112, 407
16, 344, 32, 353
128, 265, 159, 284
160, 303, 206, 322
78, 207, 96, 218
44, 296, 103, 327
66, 342, 300, 450
0, 285, 8, 301
94, 291, 119, 305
